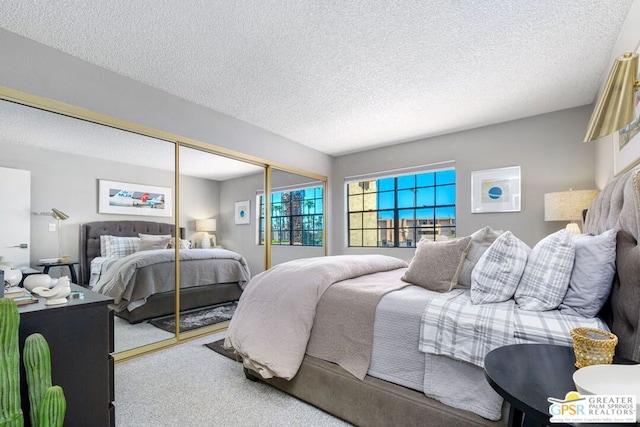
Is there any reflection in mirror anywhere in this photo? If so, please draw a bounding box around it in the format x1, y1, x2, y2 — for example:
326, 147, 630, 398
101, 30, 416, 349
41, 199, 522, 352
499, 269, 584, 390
176, 144, 263, 334
0, 99, 177, 353
267, 169, 326, 266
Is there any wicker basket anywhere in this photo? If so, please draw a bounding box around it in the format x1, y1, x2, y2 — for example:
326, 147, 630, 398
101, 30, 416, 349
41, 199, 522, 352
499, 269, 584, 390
570, 327, 618, 368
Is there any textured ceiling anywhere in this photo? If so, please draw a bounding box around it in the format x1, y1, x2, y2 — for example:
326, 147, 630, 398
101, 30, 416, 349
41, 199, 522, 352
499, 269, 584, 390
0, 1, 634, 156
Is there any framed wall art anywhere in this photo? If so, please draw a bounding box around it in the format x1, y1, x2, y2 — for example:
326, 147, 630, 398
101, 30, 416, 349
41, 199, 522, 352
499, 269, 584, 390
471, 166, 521, 213
98, 179, 172, 217
235, 200, 251, 224
613, 96, 640, 176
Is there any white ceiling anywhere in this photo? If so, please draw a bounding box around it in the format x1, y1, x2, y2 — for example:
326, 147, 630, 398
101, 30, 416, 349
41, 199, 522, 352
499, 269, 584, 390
0, 1, 634, 156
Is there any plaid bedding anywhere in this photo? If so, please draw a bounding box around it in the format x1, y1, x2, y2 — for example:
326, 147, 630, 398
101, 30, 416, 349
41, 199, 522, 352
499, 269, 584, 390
419, 290, 609, 367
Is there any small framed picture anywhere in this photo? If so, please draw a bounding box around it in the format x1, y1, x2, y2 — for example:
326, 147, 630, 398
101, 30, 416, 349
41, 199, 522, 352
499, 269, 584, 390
235, 200, 251, 224
471, 166, 521, 213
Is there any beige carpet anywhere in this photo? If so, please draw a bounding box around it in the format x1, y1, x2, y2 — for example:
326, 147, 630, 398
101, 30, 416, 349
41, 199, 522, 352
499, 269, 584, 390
115, 331, 351, 426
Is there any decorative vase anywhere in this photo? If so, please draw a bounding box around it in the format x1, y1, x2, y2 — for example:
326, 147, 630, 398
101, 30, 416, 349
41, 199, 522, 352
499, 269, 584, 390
23, 274, 53, 292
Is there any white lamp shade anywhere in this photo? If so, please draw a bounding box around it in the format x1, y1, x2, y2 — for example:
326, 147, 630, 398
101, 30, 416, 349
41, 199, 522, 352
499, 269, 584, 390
195, 219, 216, 232
544, 190, 599, 222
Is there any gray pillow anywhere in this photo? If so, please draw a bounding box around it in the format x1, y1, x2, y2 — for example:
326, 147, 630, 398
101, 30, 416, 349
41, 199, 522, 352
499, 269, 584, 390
137, 236, 170, 251
402, 236, 472, 292
515, 229, 575, 311
458, 226, 504, 287
470, 231, 531, 304
559, 230, 617, 317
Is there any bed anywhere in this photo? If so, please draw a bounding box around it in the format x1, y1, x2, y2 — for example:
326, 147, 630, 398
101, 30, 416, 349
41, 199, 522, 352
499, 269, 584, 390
225, 165, 640, 427
79, 220, 250, 323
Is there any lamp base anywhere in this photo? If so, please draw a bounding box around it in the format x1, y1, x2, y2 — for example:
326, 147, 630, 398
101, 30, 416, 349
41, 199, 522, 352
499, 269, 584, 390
565, 222, 581, 236
200, 232, 211, 249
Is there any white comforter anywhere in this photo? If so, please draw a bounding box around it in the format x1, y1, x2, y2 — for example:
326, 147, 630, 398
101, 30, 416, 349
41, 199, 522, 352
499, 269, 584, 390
224, 255, 408, 380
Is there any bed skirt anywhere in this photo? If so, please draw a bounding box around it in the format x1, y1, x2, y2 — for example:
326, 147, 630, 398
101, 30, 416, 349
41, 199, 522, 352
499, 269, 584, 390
115, 282, 242, 324
244, 355, 506, 427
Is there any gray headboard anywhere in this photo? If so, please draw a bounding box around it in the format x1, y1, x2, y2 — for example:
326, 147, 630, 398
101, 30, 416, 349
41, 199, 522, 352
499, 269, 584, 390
79, 220, 185, 286
584, 165, 640, 362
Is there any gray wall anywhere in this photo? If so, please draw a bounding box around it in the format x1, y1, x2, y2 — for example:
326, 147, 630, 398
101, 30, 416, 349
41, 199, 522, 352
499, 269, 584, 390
331, 106, 595, 260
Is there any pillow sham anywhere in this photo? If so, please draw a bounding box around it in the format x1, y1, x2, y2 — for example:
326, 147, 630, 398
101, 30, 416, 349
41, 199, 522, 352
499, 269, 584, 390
401, 236, 472, 292
99, 235, 111, 257
458, 226, 504, 287
559, 230, 617, 317
137, 237, 171, 251
470, 231, 530, 304
515, 229, 575, 311
104, 236, 140, 258
138, 233, 172, 240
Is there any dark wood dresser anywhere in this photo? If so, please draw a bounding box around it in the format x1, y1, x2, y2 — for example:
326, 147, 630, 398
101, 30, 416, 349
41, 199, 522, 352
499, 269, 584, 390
17, 284, 114, 427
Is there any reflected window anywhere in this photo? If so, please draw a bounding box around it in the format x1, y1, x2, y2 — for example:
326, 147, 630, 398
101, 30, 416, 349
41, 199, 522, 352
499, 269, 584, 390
259, 186, 324, 246
346, 168, 456, 247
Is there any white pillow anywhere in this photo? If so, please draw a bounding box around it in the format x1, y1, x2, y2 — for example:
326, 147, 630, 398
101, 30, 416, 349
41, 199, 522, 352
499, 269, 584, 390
104, 236, 140, 258
515, 229, 575, 311
99, 235, 111, 257
559, 230, 617, 317
470, 231, 531, 304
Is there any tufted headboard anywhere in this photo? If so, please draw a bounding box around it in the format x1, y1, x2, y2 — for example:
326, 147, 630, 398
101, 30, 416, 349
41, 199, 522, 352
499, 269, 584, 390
79, 220, 184, 286
584, 166, 640, 362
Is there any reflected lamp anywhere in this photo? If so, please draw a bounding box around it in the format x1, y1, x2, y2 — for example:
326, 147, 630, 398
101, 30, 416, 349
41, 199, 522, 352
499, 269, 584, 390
195, 219, 216, 249
544, 189, 599, 235
584, 51, 639, 142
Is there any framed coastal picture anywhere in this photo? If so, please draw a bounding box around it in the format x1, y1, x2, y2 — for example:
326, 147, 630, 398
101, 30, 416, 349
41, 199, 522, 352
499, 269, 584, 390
235, 200, 251, 224
98, 179, 172, 217
471, 166, 521, 213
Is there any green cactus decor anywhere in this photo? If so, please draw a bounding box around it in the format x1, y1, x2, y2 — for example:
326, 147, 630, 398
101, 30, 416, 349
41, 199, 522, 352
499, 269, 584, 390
0, 298, 24, 427
36, 387, 65, 427
23, 334, 53, 427
0, 299, 66, 427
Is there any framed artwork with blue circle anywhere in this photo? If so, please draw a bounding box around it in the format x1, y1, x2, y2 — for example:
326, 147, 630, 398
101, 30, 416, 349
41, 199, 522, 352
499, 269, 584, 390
471, 166, 521, 213
235, 200, 251, 224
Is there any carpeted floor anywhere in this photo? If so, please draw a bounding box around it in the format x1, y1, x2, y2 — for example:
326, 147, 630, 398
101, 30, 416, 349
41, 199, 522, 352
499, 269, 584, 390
149, 301, 238, 333
204, 339, 241, 362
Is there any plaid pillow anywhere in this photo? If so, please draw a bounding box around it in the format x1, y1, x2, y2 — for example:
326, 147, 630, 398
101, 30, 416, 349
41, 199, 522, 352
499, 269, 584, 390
470, 231, 530, 304
99, 235, 111, 257
104, 236, 140, 258
515, 229, 575, 311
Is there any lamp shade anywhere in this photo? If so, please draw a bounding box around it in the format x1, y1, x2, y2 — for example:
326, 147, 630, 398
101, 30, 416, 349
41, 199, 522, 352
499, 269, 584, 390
583, 52, 639, 142
544, 189, 599, 222
195, 218, 216, 232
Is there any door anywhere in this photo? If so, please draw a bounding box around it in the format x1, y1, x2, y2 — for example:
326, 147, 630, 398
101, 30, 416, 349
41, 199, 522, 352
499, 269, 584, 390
0, 166, 30, 267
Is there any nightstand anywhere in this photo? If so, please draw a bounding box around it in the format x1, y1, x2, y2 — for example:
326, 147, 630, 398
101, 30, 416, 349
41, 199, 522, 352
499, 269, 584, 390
484, 343, 636, 427
37, 261, 80, 285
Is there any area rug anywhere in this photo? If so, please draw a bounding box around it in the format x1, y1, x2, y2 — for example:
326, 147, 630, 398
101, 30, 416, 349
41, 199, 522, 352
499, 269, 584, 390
204, 339, 241, 362
149, 301, 238, 333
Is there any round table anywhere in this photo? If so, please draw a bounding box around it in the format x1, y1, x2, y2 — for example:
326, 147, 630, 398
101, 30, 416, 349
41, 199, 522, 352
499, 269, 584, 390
484, 343, 636, 427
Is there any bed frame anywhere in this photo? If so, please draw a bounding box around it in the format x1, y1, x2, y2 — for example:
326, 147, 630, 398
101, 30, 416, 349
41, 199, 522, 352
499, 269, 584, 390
244, 165, 640, 426
79, 220, 243, 323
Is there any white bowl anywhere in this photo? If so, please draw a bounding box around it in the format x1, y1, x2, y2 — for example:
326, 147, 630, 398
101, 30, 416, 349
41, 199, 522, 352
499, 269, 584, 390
23, 274, 52, 291
573, 364, 640, 421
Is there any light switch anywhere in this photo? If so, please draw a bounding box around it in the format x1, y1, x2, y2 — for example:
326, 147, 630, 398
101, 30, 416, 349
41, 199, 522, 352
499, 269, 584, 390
49, 223, 56, 232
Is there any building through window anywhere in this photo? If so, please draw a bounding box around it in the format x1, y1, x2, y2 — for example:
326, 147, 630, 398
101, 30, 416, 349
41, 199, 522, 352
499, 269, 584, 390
346, 166, 455, 247
259, 186, 324, 246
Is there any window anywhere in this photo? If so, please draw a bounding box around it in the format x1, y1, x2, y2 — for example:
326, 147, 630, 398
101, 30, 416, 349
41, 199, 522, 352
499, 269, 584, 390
259, 186, 324, 246
347, 167, 455, 247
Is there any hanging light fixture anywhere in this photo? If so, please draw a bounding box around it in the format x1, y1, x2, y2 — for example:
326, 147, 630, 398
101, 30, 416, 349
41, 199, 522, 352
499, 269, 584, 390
583, 51, 639, 142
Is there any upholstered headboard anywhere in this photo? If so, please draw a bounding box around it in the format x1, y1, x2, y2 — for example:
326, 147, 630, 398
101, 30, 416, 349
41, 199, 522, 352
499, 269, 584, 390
584, 166, 640, 362
79, 220, 184, 286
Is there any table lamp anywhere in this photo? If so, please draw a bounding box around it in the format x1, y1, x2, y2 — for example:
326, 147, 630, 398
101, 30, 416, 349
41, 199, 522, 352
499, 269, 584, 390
195, 219, 216, 249
544, 189, 599, 235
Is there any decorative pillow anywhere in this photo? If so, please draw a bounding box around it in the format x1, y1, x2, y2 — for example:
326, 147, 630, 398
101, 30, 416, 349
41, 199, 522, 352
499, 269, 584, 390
401, 236, 472, 292
104, 236, 140, 258
138, 233, 172, 240
559, 230, 617, 317
137, 236, 171, 251
99, 235, 112, 257
515, 229, 575, 311
470, 231, 531, 304
166, 238, 192, 249
458, 226, 504, 287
